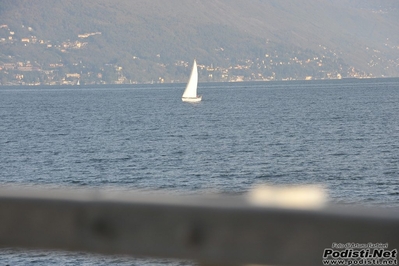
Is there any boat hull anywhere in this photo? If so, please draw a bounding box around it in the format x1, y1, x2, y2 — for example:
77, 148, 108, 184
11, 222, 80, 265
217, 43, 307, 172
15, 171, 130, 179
182, 96, 202, 103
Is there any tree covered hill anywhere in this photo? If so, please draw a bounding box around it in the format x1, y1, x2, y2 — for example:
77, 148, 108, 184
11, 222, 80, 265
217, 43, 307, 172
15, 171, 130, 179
0, 0, 398, 85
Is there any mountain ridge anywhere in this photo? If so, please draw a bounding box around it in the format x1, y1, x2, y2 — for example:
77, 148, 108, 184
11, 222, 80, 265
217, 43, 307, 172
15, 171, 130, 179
0, 0, 398, 85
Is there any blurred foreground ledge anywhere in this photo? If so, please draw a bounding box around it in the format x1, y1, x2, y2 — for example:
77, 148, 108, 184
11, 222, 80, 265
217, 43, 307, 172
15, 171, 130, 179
0, 185, 398, 266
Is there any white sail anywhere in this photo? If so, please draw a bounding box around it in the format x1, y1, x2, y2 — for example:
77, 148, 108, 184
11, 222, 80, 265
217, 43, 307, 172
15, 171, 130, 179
182, 60, 199, 100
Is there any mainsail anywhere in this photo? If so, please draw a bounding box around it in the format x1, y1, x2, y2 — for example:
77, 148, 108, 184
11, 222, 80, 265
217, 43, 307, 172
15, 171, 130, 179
182, 60, 198, 99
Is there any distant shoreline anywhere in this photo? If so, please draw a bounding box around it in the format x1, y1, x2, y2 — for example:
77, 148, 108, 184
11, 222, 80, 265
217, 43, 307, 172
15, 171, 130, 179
1, 77, 399, 90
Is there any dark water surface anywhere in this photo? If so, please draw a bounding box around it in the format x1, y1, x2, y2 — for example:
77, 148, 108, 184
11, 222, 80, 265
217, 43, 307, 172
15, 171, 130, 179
1, 79, 399, 264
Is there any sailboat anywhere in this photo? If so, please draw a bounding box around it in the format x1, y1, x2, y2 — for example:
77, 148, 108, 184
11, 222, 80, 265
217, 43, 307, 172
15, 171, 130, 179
182, 59, 202, 102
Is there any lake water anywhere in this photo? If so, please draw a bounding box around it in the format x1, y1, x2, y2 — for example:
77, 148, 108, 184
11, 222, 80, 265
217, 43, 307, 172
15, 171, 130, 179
1, 78, 399, 265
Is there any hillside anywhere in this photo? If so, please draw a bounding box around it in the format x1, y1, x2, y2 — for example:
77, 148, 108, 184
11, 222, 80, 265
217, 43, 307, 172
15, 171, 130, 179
0, 0, 398, 85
